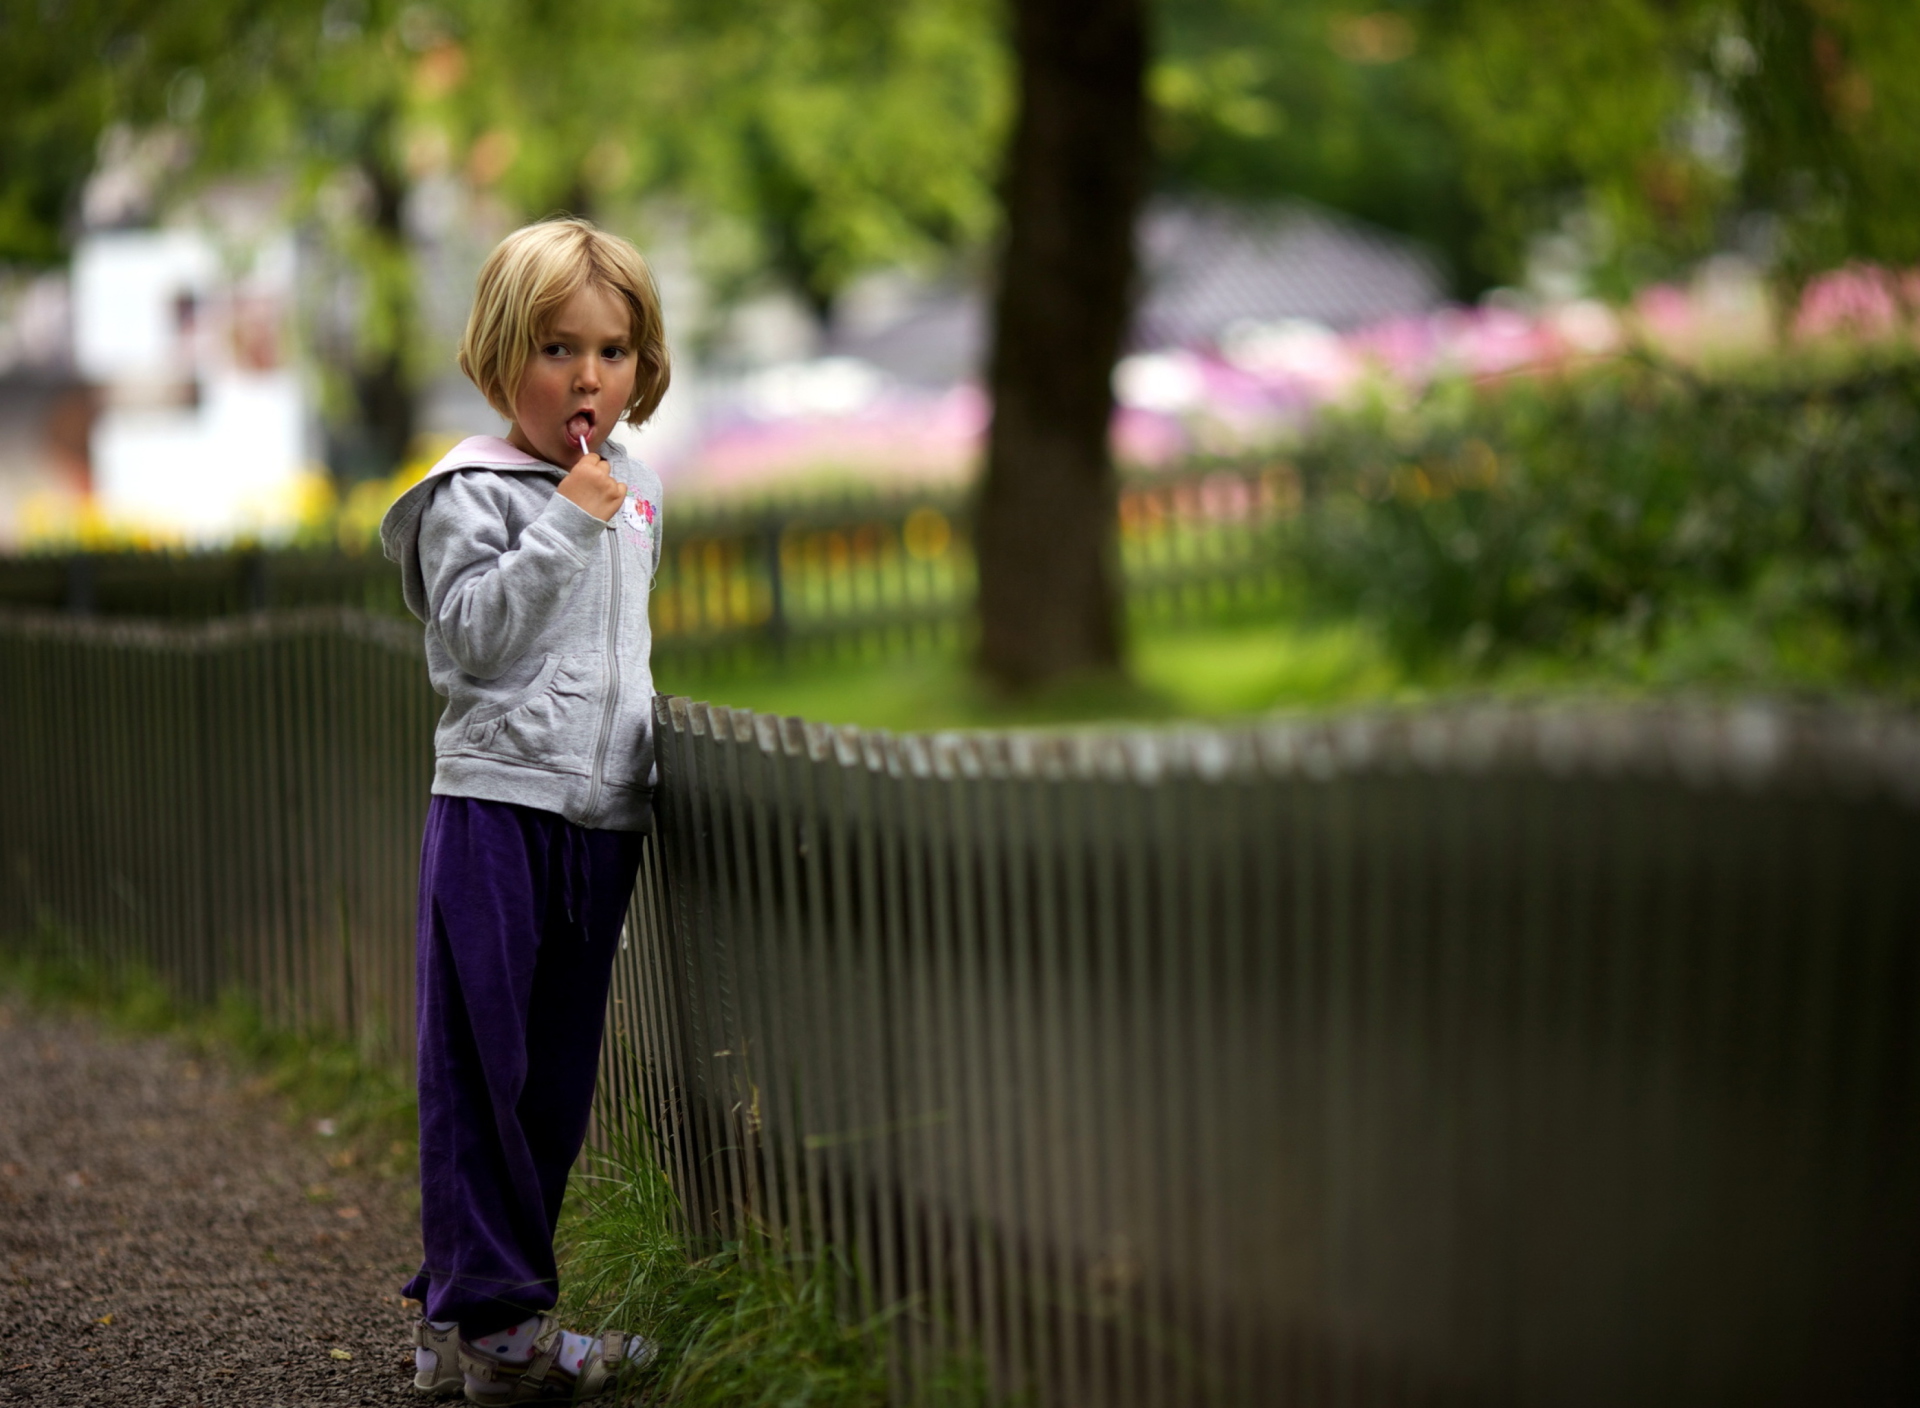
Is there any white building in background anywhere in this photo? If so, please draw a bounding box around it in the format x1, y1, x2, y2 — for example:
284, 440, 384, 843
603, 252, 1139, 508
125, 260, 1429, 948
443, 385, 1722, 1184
0, 187, 1447, 542
73, 227, 310, 542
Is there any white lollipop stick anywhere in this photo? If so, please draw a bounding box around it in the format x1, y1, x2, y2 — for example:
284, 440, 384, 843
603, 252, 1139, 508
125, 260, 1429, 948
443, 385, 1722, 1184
577, 432, 591, 457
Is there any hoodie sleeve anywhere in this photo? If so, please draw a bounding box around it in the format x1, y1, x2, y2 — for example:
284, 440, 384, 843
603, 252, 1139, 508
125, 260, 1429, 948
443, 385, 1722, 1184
419, 470, 607, 680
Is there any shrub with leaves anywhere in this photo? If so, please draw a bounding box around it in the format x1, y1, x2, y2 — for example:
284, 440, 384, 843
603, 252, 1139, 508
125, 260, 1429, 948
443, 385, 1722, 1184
1287, 350, 1920, 681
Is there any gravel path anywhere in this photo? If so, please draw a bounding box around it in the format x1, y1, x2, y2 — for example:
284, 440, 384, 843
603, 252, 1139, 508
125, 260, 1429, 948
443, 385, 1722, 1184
0, 995, 425, 1406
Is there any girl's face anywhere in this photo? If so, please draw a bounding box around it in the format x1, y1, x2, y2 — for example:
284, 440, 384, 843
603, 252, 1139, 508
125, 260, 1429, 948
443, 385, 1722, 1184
505, 282, 638, 467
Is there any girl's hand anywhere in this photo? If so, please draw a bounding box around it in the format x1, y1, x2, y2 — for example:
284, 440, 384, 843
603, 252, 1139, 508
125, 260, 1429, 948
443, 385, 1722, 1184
557, 451, 625, 521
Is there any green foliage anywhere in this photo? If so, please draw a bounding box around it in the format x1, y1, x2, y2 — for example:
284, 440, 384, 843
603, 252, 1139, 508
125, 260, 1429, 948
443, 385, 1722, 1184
12, 0, 1007, 316
0, 0, 120, 263
0, 0, 238, 262
1420, 0, 1920, 290
1424, 0, 1709, 287
1734, 0, 1920, 283
1288, 349, 1920, 683
559, 1136, 998, 1407
17, 0, 1920, 314
1155, 0, 1492, 292
451, 0, 1008, 316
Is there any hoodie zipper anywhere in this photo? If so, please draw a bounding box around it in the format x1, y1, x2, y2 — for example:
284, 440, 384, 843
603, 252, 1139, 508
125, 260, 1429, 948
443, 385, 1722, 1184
584, 517, 622, 822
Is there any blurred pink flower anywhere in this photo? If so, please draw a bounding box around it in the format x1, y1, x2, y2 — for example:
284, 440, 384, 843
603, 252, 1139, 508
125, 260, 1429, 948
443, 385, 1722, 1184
1793, 265, 1917, 342
668, 264, 1915, 491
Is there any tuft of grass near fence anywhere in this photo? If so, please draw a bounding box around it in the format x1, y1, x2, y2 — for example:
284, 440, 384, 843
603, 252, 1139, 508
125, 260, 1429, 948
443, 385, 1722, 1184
557, 1135, 1002, 1408
0, 919, 418, 1181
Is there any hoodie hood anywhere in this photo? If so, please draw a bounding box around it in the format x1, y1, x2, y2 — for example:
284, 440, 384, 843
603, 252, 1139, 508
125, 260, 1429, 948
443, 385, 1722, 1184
380, 434, 631, 622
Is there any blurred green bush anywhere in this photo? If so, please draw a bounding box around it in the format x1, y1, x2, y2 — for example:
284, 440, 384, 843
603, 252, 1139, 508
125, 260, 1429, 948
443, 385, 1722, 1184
1288, 351, 1920, 684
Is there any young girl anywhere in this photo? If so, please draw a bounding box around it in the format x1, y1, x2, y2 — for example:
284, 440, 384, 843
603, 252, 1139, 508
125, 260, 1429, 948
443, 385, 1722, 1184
380, 216, 669, 1403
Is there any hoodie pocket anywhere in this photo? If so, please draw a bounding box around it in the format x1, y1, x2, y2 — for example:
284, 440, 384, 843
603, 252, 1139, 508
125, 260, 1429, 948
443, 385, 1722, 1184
463, 651, 604, 773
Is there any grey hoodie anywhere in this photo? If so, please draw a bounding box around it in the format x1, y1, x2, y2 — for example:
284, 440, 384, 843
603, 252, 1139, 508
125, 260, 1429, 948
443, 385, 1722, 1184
380, 434, 663, 832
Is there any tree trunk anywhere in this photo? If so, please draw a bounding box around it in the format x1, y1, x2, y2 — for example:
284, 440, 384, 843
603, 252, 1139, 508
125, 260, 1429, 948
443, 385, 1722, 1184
975, 0, 1149, 691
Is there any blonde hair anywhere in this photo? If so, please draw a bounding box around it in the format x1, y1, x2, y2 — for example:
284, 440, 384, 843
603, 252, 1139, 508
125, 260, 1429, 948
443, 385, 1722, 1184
458, 216, 671, 427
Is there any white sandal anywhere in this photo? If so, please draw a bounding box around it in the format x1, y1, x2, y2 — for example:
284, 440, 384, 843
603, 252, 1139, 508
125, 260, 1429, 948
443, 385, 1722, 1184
413, 1317, 465, 1397
459, 1315, 652, 1403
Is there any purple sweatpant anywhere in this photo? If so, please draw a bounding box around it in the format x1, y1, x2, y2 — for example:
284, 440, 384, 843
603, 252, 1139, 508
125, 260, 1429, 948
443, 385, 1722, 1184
401, 795, 644, 1335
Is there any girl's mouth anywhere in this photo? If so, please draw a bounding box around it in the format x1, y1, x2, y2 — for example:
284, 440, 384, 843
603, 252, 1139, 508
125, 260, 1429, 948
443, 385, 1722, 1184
566, 410, 594, 443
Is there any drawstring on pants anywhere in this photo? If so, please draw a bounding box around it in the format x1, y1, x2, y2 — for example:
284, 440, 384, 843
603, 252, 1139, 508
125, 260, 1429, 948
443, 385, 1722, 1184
557, 823, 594, 941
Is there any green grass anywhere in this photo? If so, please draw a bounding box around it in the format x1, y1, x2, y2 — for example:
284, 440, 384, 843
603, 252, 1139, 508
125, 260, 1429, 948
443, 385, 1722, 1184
0, 925, 417, 1179
658, 604, 1919, 735
1132, 616, 1408, 714
657, 615, 1412, 732
556, 1136, 999, 1408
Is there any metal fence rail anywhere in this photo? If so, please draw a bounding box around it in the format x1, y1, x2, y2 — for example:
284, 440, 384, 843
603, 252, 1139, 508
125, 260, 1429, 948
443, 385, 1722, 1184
3, 609, 1918, 1405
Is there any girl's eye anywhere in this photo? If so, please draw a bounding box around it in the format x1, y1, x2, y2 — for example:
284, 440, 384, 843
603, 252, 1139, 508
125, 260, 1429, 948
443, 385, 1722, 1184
603, 347, 628, 361
542, 343, 567, 356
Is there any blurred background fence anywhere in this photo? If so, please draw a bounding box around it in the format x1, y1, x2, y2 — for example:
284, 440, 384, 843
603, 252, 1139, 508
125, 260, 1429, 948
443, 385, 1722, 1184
0, 460, 1296, 673
8, 351, 1920, 698
4, 608, 1920, 1405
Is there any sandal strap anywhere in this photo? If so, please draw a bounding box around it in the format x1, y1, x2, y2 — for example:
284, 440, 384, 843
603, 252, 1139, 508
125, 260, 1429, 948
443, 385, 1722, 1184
517, 1317, 566, 1392
571, 1332, 622, 1396
461, 1317, 640, 1401
460, 1314, 559, 1389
